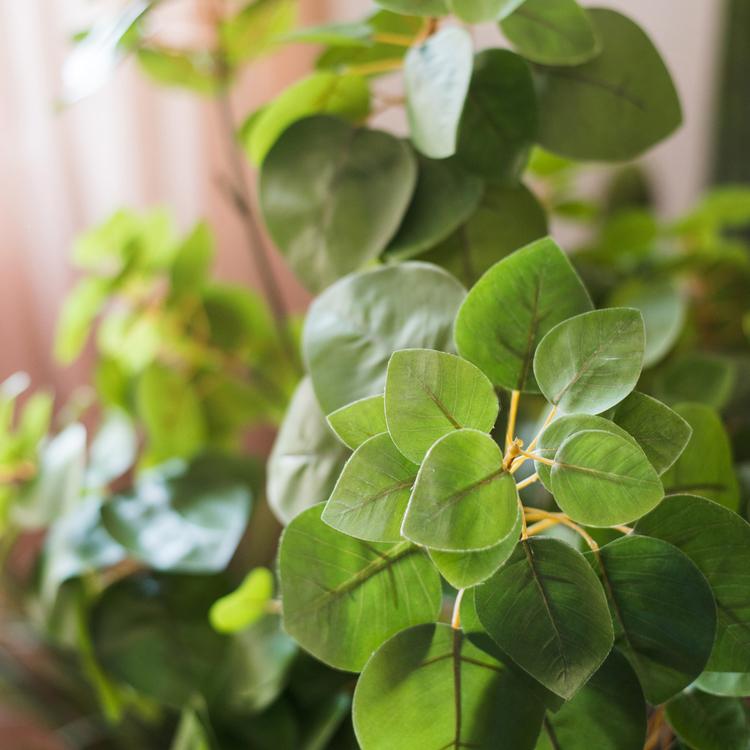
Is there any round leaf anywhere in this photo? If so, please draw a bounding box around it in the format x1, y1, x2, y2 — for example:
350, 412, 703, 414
533, 308, 645, 414
666, 690, 750, 750
384, 348, 499, 464
327, 395, 387, 451
551, 429, 663, 527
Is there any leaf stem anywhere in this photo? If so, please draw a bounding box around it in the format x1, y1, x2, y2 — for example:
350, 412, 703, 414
451, 589, 465, 630
525, 518, 560, 537
345, 58, 403, 77
526, 405, 558, 452
517, 448, 554, 467
371, 32, 417, 46
505, 390, 521, 451
613, 524, 634, 535
524, 509, 599, 552
515, 473, 539, 491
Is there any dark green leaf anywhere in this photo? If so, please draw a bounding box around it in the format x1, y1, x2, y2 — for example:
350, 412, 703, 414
327, 395, 387, 451
666, 690, 750, 750
654, 353, 736, 410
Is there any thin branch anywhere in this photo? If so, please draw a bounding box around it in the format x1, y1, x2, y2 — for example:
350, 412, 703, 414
516, 472, 539, 491
505, 390, 521, 451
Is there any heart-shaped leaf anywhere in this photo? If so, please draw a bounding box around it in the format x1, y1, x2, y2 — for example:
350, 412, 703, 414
327, 395, 387, 450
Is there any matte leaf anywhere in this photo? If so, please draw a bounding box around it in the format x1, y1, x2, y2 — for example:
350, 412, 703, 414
384, 348, 499, 463
534, 308, 645, 414
660, 403, 740, 510
551, 429, 663, 527
220, 0, 296, 65
279, 504, 441, 671
402, 429, 518, 551
655, 353, 736, 411
327, 395, 387, 451
455, 49, 538, 182
475, 537, 614, 699
374, 0, 448, 15
590, 535, 716, 704
455, 237, 592, 392
405, 26, 473, 158
636, 495, 750, 672
536, 9, 682, 160
260, 115, 417, 292
85, 409, 137, 489
449, 0, 526, 23
267, 377, 349, 524
303, 262, 465, 413
610, 391, 692, 476
353, 624, 545, 750
209, 567, 274, 634
322, 433, 418, 542
501, 0, 600, 66
666, 690, 750, 750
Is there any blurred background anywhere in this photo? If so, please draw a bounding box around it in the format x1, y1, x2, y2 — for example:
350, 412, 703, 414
0, 0, 741, 398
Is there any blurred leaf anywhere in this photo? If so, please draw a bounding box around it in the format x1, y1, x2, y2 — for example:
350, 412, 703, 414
220, 0, 297, 66
55, 277, 108, 364
209, 567, 274, 634
654, 353, 736, 410
85, 410, 137, 489
137, 48, 219, 93
449, 0, 526, 22
374, 0, 448, 15
666, 690, 750, 750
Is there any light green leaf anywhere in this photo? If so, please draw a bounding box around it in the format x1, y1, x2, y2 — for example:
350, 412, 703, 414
550, 429, 663, 527
55, 277, 107, 363
476, 537, 614, 699
220, 0, 297, 65
374, 0, 448, 15
405, 26, 473, 158
245, 72, 370, 164
282, 20, 374, 46
322, 433, 418, 542
666, 690, 750, 750
695, 671, 750, 698
456, 49, 538, 181
137, 49, 219, 94
536, 9, 682, 160
449, 0, 526, 22
260, 115, 417, 293
303, 262, 465, 413
534, 308, 645, 414
170, 701, 214, 750
353, 624, 545, 750
589, 535, 716, 704
429, 505, 521, 588
654, 353, 736, 410
267, 377, 349, 524
327, 395, 387, 450
170, 222, 214, 294
279, 504, 441, 671
501, 0, 600, 66
610, 391, 692, 476
402, 429, 518, 551
660, 404, 740, 510
385, 155, 484, 260
636, 494, 750, 673
384, 349, 499, 463
455, 237, 592, 392
209, 567, 274, 634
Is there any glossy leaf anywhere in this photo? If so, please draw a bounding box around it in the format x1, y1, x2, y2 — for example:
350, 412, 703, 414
551, 429, 663, 527
279, 504, 441, 671
695, 671, 750, 698
660, 404, 740, 510
665, 690, 750, 750
209, 567, 274, 634
455, 237, 592, 392
353, 624, 545, 750
636, 495, 750, 673
260, 115, 416, 292
456, 49, 538, 182
449, 0, 526, 22
536, 9, 682, 160
303, 262, 465, 413
501, 0, 600, 66
590, 535, 716, 704
327, 395, 387, 451
402, 429, 518, 551
384, 348, 499, 463
267, 377, 349, 524
322, 433, 418, 542
405, 27, 473, 158
534, 308, 645, 414
475, 537, 614, 699
374, 0, 448, 15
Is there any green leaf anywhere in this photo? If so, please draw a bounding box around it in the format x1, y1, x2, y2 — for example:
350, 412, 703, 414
636, 494, 750, 673
475, 537, 613, 699
534, 308, 645, 414
384, 349, 499, 464
536, 9, 682, 160
279, 504, 441, 671
660, 404, 740, 510
385, 155, 483, 260
85, 409, 137, 489
501, 0, 600, 66
695, 671, 750, 698
260, 115, 417, 293
449, 0, 526, 22
220, 0, 297, 66
244, 72, 370, 164
170, 221, 213, 295
535, 652, 646, 750
609, 391, 692, 475
171, 701, 215, 750
455, 237, 592, 392
55, 277, 107, 363
327, 395, 387, 450
456, 49, 538, 181
303, 262, 465, 413
353, 624, 545, 750
550, 429, 663, 527
137, 49, 219, 94
405, 27, 473, 158
608, 279, 686, 367
282, 20, 374, 46
374, 0, 448, 15
589, 535, 716, 704
666, 691, 750, 750
267, 377, 349, 524
654, 353, 736, 411
322, 433, 418, 542
402, 429, 518, 551
102, 454, 255, 573
420, 182, 548, 286
429, 505, 521, 588
209, 567, 274, 634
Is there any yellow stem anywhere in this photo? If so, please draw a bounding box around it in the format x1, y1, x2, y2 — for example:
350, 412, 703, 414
345, 58, 403, 77
451, 589, 465, 630
515, 473, 539, 491
518, 448, 554, 467
505, 390, 521, 451
372, 32, 417, 46
613, 524, 634, 535
526, 405, 558, 452
524, 509, 599, 552
526, 518, 560, 537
